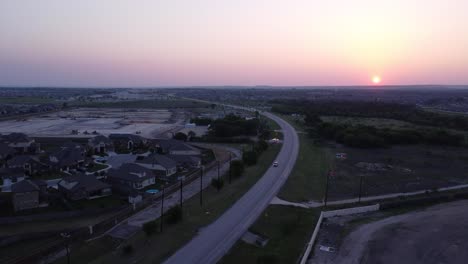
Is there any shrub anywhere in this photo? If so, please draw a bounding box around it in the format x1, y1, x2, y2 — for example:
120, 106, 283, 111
243, 151, 258, 166
122, 244, 134, 255
173, 132, 188, 141
211, 178, 224, 190
142, 220, 158, 236
166, 206, 183, 225
230, 160, 245, 178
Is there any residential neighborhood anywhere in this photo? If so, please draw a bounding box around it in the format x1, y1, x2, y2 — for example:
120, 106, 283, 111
0, 132, 209, 214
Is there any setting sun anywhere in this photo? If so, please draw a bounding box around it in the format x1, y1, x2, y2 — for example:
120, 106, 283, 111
372, 75, 381, 84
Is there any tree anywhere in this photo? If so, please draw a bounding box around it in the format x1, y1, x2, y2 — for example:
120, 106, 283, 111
256, 139, 269, 153
211, 178, 224, 190
142, 220, 157, 236
173, 132, 188, 141
165, 206, 183, 224
231, 160, 245, 178
187, 130, 196, 140
243, 151, 258, 166
210, 103, 217, 109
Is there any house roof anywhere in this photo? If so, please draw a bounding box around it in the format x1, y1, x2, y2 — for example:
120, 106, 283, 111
1, 133, 31, 144
61, 142, 84, 150
88, 135, 112, 146
50, 147, 84, 167
109, 134, 145, 143
136, 153, 177, 169
7, 155, 41, 167
59, 174, 110, 193
11, 179, 43, 193
0, 142, 14, 157
168, 154, 201, 164
0, 167, 24, 179
108, 163, 154, 182
157, 139, 200, 153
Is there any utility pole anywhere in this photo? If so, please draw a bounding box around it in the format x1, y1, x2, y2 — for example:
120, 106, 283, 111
358, 175, 364, 203
200, 166, 204, 206
324, 171, 330, 207
228, 153, 232, 184
160, 186, 165, 232
61, 232, 71, 264
217, 160, 220, 191
180, 179, 183, 209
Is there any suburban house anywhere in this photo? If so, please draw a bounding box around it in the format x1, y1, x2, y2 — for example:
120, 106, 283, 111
11, 179, 48, 212
0, 168, 25, 189
168, 154, 202, 169
109, 134, 147, 151
0, 142, 14, 162
135, 153, 177, 177
157, 139, 201, 156
0, 133, 40, 154
7, 155, 48, 175
49, 146, 86, 171
107, 163, 155, 190
58, 174, 112, 201
88, 135, 113, 154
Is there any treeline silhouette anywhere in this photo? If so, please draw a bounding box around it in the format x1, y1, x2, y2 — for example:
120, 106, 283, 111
271, 99, 468, 131
271, 100, 467, 148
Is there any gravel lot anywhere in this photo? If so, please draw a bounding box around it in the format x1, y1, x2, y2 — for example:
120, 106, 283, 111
334, 200, 468, 264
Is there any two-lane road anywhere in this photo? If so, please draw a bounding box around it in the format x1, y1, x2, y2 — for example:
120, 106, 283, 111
164, 112, 299, 264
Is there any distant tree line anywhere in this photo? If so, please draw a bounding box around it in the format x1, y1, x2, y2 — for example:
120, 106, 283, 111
271, 100, 467, 148
271, 100, 468, 131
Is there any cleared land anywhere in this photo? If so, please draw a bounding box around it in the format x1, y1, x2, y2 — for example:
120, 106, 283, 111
0, 108, 179, 138
331, 200, 468, 264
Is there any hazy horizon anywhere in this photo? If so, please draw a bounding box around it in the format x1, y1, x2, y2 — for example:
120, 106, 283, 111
1, 0, 467, 87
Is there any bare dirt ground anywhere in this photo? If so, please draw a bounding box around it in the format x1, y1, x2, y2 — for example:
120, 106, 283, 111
333, 200, 468, 264
0, 108, 185, 138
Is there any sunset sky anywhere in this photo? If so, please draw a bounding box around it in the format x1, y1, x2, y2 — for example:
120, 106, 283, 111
1, 0, 467, 87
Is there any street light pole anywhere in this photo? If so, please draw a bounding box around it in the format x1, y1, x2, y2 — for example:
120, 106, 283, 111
180, 179, 183, 209
229, 153, 232, 184
160, 186, 165, 232
217, 160, 220, 191
61, 232, 71, 264
200, 166, 204, 206
358, 175, 364, 203
324, 171, 330, 207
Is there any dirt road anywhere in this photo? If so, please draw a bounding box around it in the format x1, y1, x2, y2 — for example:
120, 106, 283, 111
334, 200, 468, 264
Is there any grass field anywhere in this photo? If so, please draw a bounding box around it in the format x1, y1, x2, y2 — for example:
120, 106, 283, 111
221, 206, 320, 264
53, 144, 282, 264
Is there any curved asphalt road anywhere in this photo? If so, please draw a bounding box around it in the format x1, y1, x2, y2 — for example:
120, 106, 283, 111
164, 112, 299, 264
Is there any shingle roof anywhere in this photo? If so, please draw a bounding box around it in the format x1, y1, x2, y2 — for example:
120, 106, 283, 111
88, 135, 112, 145
50, 148, 84, 167
0, 142, 14, 157
7, 155, 41, 167
59, 174, 110, 192
109, 134, 145, 143
108, 163, 154, 182
11, 180, 40, 193
157, 139, 200, 153
136, 154, 177, 169
1, 133, 31, 143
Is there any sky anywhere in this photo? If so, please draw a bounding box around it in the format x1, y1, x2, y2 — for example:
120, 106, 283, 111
0, 0, 467, 87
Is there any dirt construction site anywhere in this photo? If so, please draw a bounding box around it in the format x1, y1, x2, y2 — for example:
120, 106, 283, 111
310, 200, 468, 264
0, 108, 187, 138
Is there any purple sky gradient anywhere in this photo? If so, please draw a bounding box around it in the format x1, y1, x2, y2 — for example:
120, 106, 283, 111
1, 0, 467, 87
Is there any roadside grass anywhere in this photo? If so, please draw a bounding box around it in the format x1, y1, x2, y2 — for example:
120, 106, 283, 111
220, 205, 320, 264
278, 132, 332, 202
53, 144, 282, 264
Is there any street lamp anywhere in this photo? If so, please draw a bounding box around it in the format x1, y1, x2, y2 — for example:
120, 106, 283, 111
60, 232, 71, 264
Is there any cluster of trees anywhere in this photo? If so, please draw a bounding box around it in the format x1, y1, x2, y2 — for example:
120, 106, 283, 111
272, 100, 468, 131
209, 114, 260, 137
190, 117, 213, 126
315, 122, 465, 148
242, 139, 269, 165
